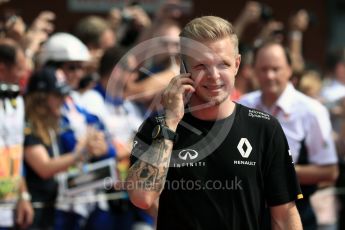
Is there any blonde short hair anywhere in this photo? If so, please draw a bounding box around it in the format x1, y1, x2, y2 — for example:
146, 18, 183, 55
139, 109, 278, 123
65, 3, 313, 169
180, 16, 239, 54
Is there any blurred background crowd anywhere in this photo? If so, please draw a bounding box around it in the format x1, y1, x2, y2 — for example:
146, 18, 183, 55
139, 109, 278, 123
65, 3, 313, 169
0, 0, 345, 229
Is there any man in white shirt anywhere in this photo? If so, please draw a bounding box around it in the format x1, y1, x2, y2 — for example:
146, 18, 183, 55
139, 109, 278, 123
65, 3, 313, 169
239, 41, 339, 230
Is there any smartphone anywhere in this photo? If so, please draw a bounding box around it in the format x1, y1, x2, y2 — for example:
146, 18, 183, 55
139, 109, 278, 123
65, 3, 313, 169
180, 57, 194, 104
180, 58, 188, 74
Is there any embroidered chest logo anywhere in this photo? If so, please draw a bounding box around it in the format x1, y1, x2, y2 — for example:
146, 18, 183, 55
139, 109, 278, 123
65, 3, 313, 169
237, 138, 252, 158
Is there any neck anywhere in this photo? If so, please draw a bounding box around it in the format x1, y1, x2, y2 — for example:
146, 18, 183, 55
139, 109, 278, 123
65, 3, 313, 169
261, 92, 280, 108
188, 96, 235, 121
99, 77, 109, 91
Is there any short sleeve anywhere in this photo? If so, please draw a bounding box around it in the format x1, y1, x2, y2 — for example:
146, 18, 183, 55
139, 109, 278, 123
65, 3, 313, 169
129, 117, 156, 166
305, 107, 338, 165
24, 131, 43, 147
263, 120, 303, 206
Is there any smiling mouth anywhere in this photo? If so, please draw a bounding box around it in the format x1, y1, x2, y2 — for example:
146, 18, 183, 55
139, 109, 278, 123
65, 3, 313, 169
203, 85, 224, 90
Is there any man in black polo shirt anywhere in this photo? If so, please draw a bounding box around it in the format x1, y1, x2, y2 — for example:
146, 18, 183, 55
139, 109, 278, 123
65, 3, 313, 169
125, 16, 303, 230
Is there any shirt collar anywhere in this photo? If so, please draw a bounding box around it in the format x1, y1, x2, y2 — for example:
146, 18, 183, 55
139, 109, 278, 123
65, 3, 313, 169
258, 83, 295, 115
275, 83, 295, 115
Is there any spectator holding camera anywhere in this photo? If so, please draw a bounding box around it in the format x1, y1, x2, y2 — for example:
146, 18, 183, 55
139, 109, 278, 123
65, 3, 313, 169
111, 4, 152, 47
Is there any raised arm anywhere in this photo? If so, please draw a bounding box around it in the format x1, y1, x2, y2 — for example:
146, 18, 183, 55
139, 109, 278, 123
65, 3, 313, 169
126, 73, 194, 209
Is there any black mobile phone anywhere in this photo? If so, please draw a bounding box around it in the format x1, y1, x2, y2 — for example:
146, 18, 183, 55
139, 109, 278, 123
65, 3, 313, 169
180, 58, 188, 74
180, 57, 194, 104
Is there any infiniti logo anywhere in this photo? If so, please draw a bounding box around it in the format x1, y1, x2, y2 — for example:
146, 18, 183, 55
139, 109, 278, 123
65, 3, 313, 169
178, 149, 199, 161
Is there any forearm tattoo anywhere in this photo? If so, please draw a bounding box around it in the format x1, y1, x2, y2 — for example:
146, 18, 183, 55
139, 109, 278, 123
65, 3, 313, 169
127, 138, 173, 193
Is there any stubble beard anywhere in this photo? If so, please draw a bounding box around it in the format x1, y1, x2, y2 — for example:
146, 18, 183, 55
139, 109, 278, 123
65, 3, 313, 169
193, 89, 230, 107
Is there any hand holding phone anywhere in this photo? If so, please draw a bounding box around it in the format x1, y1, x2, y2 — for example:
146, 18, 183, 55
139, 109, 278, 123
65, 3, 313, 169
163, 58, 194, 129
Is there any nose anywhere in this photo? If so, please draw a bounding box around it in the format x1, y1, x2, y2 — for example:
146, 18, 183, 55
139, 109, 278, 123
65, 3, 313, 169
266, 69, 276, 80
207, 66, 220, 79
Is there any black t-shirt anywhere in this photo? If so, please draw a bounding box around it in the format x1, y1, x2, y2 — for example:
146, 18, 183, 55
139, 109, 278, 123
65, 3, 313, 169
24, 129, 58, 204
131, 103, 302, 230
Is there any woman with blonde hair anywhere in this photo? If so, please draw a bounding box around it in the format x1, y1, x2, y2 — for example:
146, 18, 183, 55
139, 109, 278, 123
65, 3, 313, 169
23, 68, 86, 229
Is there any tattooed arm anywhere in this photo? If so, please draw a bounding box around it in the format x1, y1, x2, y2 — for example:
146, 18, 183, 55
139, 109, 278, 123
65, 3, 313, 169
126, 136, 174, 209
126, 73, 195, 209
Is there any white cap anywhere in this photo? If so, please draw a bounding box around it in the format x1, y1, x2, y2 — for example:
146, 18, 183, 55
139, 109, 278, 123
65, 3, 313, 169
39, 32, 91, 65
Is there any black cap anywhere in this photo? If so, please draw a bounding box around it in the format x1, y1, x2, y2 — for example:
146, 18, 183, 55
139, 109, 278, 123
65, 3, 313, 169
26, 68, 71, 95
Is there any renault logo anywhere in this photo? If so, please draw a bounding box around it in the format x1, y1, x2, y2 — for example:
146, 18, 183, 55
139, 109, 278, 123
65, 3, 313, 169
178, 149, 199, 160
237, 138, 252, 158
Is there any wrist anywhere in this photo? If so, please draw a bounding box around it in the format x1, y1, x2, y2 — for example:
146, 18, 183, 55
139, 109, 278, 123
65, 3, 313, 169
289, 30, 302, 40
18, 191, 31, 202
25, 49, 34, 59
164, 112, 182, 131
164, 118, 179, 131
73, 151, 84, 163
152, 115, 179, 143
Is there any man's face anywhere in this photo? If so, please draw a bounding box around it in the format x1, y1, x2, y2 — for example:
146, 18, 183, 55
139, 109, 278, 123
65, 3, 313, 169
99, 29, 116, 50
254, 44, 292, 98
154, 25, 181, 63
0, 49, 27, 84
185, 37, 241, 106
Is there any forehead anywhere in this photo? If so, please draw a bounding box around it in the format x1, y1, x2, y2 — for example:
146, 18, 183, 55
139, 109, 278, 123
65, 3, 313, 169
184, 37, 236, 64
155, 24, 181, 37
255, 44, 289, 66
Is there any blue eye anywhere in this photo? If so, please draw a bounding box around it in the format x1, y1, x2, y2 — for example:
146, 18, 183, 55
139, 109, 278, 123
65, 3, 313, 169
218, 63, 230, 69
194, 64, 206, 70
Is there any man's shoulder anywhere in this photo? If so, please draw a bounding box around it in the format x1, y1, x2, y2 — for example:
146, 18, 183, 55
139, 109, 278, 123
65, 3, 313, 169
236, 103, 279, 129
293, 91, 329, 118
320, 79, 345, 102
82, 89, 104, 100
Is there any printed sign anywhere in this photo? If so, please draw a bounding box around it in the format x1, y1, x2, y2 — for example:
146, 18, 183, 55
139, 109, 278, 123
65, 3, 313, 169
62, 159, 117, 196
